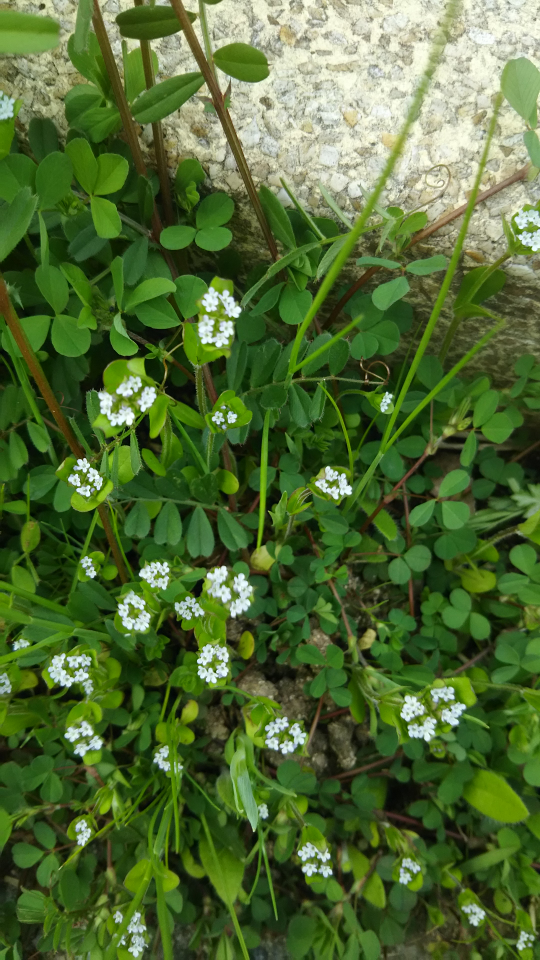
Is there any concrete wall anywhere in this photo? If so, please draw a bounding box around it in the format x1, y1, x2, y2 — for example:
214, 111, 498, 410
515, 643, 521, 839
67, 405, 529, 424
3, 0, 540, 377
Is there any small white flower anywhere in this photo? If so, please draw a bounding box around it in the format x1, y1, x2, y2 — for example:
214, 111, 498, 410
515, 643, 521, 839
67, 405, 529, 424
380, 392, 393, 413
75, 819, 92, 846
114, 911, 123, 924
440, 701, 466, 727
517, 931, 535, 952
258, 803, 269, 820
80, 555, 97, 578
408, 717, 437, 742
461, 902, 486, 927
65, 720, 103, 757
314, 467, 352, 501
49, 653, 94, 695
117, 592, 152, 633
199, 316, 235, 348
68, 459, 104, 499
206, 567, 254, 617
264, 716, 306, 754
211, 404, 239, 432
197, 644, 229, 685
116, 376, 142, 398
153, 744, 182, 775
0, 92, 16, 121
139, 561, 170, 591
98, 376, 157, 428
400, 695, 425, 722
0, 673, 12, 695
297, 842, 332, 880
431, 686, 455, 704
138, 386, 157, 412
175, 595, 204, 621
12, 638, 30, 651
399, 857, 421, 884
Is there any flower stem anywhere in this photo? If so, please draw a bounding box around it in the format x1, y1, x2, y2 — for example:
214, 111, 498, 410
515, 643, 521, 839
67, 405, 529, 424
438, 250, 510, 364
257, 411, 271, 551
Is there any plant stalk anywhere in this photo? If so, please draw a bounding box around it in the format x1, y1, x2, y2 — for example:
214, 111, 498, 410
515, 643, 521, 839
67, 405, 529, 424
256, 411, 271, 550
0, 276, 128, 583
438, 250, 510, 363
167, 0, 279, 261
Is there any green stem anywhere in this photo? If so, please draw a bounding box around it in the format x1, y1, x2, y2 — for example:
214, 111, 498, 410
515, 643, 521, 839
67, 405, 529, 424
0, 582, 66, 614
104, 860, 153, 960
12, 354, 58, 466
293, 314, 364, 374
197, 0, 217, 81
69, 510, 99, 597
286, 0, 459, 378
257, 411, 271, 550
200, 814, 250, 960
438, 251, 510, 364
0, 632, 70, 665
169, 408, 209, 474
381, 95, 503, 445
320, 385, 354, 477
194, 365, 208, 415
110, 506, 134, 580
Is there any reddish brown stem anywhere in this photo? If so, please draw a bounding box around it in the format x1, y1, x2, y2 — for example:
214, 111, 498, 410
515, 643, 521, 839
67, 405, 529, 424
329, 753, 401, 780
452, 645, 493, 675
323, 162, 530, 331
358, 448, 430, 536
0, 277, 128, 583
167, 0, 279, 261
307, 695, 325, 749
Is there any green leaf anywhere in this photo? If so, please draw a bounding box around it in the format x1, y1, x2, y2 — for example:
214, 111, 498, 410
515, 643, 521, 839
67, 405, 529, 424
175, 275, 207, 318
116, 6, 195, 40
473, 389, 499, 427
110, 314, 138, 356
0, 808, 12, 852
131, 73, 205, 123
196, 193, 234, 229
460, 431, 478, 468
404, 544, 431, 571
481, 412, 514, 444
65, 138, 98, 194
93, 154, 129, 195
440, 500, 470, 530
73, 0, 92, 52
171, 401, 205, 430
213, 42, 269, 83
0, 154, 37, 202
388, 557, 410, 584
279, 285, 312, 325
524, 130, 540, 167
287, 916, 318, 959
124, 501, 151, 539
12, 842, 44, 868
434, 527, 477, 560
186, 506, 215, 558
154, 501, 182, 546
199, 839, 244, 904
217, 510, 249, 550
160, 225, 197, 250
51, 315, 91, 357
372, 276, 410, 311
358, 931, 380, 960
124, 858, 152, 893
0, 10, 59, 54
438, 469, 470, 498
405, 255, 447, 275
259, 185, 296, 249
363, 871, 386, 908
510, 544, 537, 575
462, 770, 529, 823
28, 117, 59, 161
134, 297, 180, 329
17, 890, 48, 924
501, 57, 540, 123
356, 256, 400, 269
408, 500, 435, 526
124, 278, 177, 312
371, 320, 400, 355
35, 152, 73, 209
35, 264, 69, 315
195, 226, 232, 251
90, 196, 121, 239
0, 187, 38, 263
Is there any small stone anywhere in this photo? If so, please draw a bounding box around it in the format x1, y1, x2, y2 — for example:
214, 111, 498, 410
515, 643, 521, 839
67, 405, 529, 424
343, 108, 358, 127
469, 29, 496, 44
241, 118, 261, 149
260, 136, 279, 158
319, 145, 339, 167
348, 181, 362, 199
301, 120, 313, 133
330, 173, 348, 192
382, 132, 399, 148
279, 25, 296, 45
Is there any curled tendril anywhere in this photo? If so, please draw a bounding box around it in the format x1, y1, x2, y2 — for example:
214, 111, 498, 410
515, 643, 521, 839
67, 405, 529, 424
424, 163, 451, 202
358, 358, 390, 387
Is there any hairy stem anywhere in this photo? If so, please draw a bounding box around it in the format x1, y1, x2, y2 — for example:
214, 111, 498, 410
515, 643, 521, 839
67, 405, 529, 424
0, 276, 128, 583
168, 0, 279, 260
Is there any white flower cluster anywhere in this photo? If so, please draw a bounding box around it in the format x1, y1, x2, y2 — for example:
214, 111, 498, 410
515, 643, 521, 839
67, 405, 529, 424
197, 643, 229, 684
298, 843, 332, 879
515, 207, 540, 253
75, 819, 92, 847
153, 744, 183, 775
65, 720, 103, 757
461, 902, 486, 927
98, 375, 157, 428
399, 857, 421, 885
139, 561, 170, 591
517, 931, 535, 952
314, 467, 352, 501
68, 458, 104, 499
114, 910, 147, 959
0, 92, 15, 121
258, 803, 269, 820
49, 653, 93, 696
206, 566, 254, 617
211, 405, 238, 430
400, 688, 467, 742
12, 638, 30, 651
0, 673, 12, 695
264, 717, 307, 755
380, 392, 393, 413
80, 555, 97, 579
117, 592, 151, 633
175, 595, 204, 622
198, 287, 241, 349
